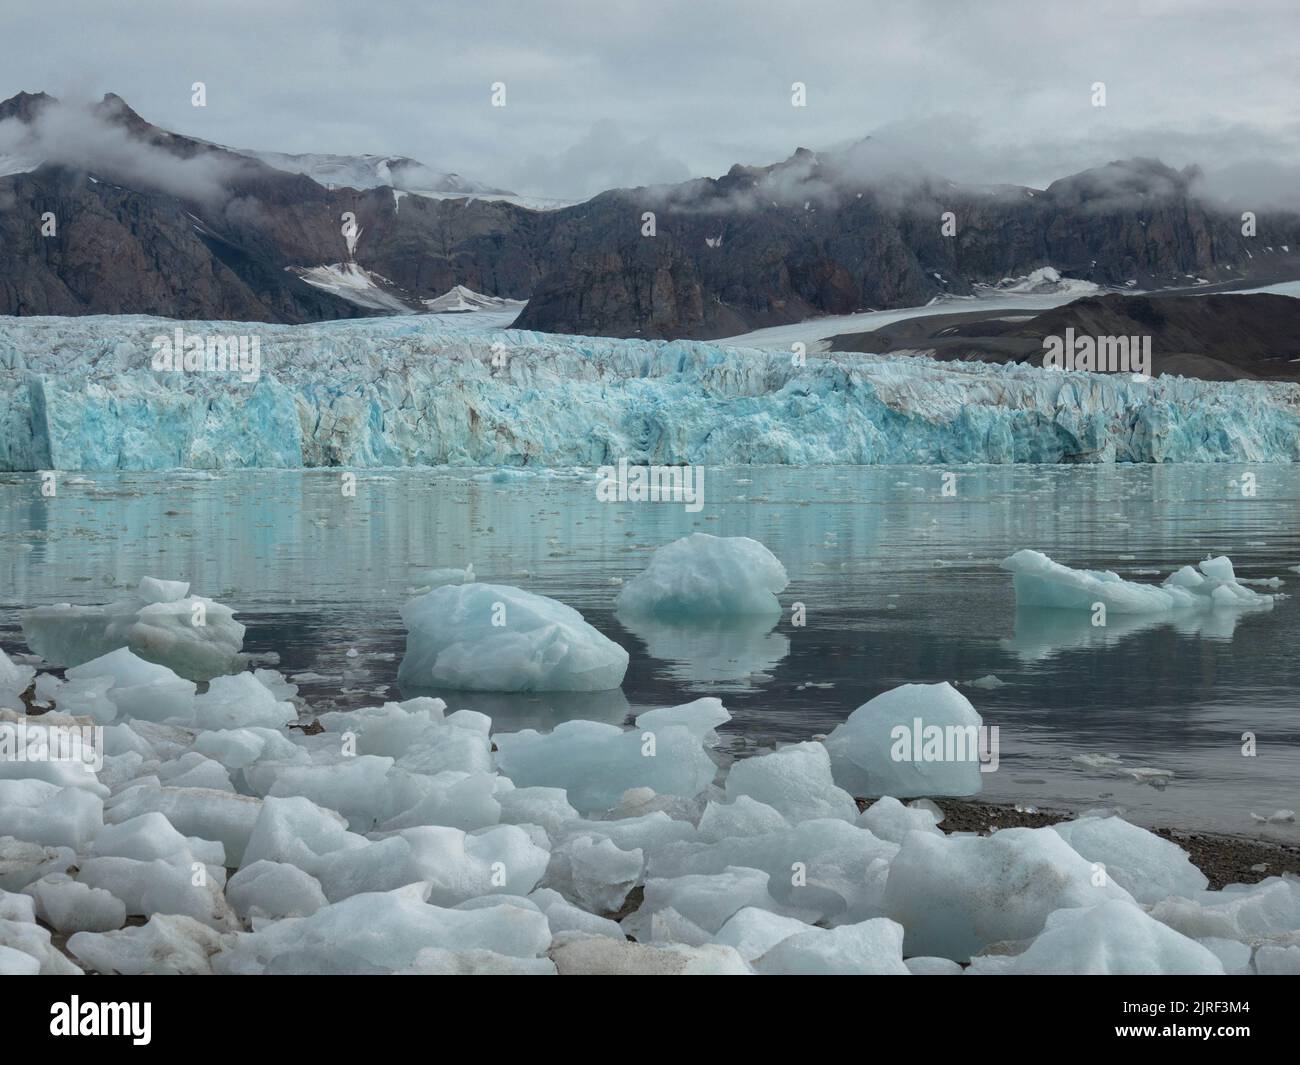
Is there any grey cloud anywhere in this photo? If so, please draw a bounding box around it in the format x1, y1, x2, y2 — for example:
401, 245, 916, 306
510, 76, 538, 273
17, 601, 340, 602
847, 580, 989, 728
0, 97, 247, 204
1, 0, 1298, 204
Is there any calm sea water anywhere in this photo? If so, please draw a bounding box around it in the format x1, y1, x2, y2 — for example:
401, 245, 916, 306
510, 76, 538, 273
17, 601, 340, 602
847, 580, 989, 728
2, 464, 1297, 839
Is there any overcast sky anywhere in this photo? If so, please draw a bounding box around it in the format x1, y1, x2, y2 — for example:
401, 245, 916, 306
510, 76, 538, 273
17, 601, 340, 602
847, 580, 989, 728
4, 0, 1299, 201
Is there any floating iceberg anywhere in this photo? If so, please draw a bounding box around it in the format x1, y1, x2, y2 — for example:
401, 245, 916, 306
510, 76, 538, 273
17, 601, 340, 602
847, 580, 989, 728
4, 314, 1300, 469
616, 534, 789, 619
397, 583, 628, 692
22, 578, 245, 682
1001, 550, 1274, 614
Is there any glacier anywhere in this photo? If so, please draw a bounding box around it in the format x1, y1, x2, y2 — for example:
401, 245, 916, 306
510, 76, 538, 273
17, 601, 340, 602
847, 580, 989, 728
1, 313, 1299, 470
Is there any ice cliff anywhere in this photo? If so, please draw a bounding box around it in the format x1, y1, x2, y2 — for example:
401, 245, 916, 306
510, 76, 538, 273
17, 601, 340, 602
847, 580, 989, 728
2, 314, 1299, 470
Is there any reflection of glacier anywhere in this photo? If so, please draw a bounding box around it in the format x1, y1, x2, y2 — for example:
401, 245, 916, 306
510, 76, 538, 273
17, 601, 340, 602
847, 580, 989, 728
618, 614, 790, 690
1004, 606, 1250, 662
4, 314, 1300, 470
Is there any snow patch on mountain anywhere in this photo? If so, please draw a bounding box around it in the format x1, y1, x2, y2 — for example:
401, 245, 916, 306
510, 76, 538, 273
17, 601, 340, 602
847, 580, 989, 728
975, 267, 1100, 298
287, 264, 414, 313
423, 286, 525, 315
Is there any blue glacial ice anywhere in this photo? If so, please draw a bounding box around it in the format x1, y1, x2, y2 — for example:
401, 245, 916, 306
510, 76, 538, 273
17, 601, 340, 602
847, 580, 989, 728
2, 314, 1299, 469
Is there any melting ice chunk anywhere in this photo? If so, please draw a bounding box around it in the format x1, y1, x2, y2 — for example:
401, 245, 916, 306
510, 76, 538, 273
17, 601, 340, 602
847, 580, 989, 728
22, 578, 245, 682
1001, 550, 1273, 614
397, 583, 628, 692
616, 534, 788, 619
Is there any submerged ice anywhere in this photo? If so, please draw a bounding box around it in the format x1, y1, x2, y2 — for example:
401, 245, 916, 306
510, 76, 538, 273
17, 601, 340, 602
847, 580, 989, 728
3, 314, 1300, 469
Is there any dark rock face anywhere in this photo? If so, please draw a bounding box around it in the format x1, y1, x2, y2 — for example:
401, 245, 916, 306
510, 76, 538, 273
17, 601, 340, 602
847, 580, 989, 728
830, 292, 1300, 382
514, 158, 1300, 339
3, 94, 1300, 336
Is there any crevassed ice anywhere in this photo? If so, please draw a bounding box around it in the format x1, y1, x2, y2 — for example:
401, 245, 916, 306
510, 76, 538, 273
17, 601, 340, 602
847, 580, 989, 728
3, 314, 1299, 469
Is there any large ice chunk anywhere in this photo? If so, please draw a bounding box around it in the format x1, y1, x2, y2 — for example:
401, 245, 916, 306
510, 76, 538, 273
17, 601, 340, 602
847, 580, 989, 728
616, 534, 788, 618
66, 648, 196, 724
624, 866, 787, 943
215, 884, 552, 975
724, 742, 857, 824
1148, 877, 1300, 943
104, 786, 261, 865
226, 861, 328, 922
856, 796, 944, 844
22, 579, 245, 681
1051, 815, 1208, 905
651, 819, 897, 925
191, 672, 296, 731
882, 826, 1134, 962
23, 874, 127, 933
968, 899, 1224, 975
0, 780, 102, 850
397, 583, 628, 692
824, 682, 986, 799
1001, 550, 1273, 614
754, 917, 910, 975
494, 717, 719, 814
547, 835, 643, 913
67, 914, 234, 975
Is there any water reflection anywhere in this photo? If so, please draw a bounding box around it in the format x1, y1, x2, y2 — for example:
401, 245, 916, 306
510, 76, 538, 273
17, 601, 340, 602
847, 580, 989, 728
616, 612, 790, 690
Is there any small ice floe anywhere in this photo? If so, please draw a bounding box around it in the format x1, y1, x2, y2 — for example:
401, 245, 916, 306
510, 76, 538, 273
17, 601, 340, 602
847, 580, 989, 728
1072, 753, 1175, 788
1250, 810, 1296, 824
410, 563, 475, 594
1002, 550, 1273, 614
962, 675, 1009, 690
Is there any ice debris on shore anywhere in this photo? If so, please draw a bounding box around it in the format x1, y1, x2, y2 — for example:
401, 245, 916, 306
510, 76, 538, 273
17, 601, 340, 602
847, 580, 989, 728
1001, 551, 1274, 614
2, 611, 1299, 975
